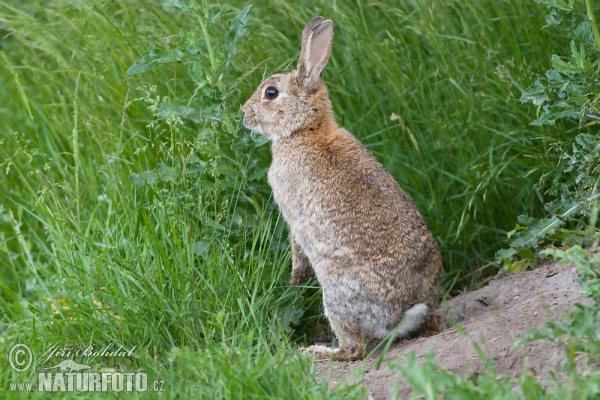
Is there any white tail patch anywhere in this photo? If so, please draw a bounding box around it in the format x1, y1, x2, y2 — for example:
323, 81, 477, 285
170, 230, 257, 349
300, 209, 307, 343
395, 303, 429, 339
371, 303, 430, 340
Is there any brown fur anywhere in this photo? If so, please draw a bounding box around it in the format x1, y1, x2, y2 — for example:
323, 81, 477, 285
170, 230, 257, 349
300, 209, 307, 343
242, 17, 443, 361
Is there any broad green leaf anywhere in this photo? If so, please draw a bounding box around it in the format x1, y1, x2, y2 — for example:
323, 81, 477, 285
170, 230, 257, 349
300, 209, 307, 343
507, 259, 534, 273
159, 0, 189, 12
128, 171, 158, 186
546, 69, 564, 83
158, 103, 202, 123
158, 163, 179, 183
534, 0, 572, 11
510, 201, 579, 248
230, 5, 252, 43
495, 247, 518, 261
249, 132, 269, 147
521, 87, 549, 106
551, 54, 583, 72
127, 46, 174, 76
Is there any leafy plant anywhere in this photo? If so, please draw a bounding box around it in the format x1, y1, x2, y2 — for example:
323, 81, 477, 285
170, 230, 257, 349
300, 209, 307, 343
497, 0, 600, 268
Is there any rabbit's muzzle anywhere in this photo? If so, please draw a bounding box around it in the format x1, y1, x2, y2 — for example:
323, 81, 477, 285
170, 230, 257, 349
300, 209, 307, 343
241, 103, 257, 131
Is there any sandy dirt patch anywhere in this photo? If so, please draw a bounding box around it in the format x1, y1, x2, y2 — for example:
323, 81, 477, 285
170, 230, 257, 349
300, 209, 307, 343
313, 259, 584, 398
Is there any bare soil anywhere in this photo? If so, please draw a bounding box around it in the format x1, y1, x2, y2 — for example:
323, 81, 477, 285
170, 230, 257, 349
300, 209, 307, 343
313, 259, 585, 398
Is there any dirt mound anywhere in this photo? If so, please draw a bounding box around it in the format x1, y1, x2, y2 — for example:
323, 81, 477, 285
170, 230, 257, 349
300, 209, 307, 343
314, 259, 584, 398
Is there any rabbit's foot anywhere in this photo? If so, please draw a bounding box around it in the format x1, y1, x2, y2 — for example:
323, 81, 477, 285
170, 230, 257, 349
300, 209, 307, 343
332, 346, 363, 361
304, 344, 339, 358
304, 344, 363, 361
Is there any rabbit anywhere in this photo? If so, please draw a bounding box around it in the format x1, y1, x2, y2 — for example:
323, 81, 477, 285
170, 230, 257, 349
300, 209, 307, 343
242, 17, 443, 361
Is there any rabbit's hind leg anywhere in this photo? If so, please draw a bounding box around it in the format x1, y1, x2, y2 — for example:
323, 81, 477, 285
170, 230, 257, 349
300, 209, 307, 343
305, 314, 365, 361
330, 315, 365, 361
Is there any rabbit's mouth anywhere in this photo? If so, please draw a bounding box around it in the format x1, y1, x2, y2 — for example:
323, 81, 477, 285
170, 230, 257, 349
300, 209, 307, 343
242, 105, 258, 131
242, 116, 260, 134
242, 106, 273, 139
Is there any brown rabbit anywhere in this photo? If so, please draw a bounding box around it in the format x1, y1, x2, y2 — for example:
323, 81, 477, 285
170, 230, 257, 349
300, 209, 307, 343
242, 17, 443, 361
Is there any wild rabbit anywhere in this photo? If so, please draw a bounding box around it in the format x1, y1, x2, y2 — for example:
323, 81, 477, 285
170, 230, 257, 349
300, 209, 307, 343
242, 17, 443, 361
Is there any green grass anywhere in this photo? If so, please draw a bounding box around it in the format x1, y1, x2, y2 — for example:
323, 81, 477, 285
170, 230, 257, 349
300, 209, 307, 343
0, 0, 585, 397
226, 0, 567, 289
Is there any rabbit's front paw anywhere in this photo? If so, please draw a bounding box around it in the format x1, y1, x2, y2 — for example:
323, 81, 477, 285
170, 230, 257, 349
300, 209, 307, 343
290, 237, 314, 285
290, 260, 314, 285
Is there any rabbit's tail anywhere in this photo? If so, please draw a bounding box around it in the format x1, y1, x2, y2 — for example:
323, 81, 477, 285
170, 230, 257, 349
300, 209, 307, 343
372, 303, 429, 340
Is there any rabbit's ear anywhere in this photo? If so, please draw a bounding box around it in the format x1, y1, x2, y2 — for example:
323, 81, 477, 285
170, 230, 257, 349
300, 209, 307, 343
297, 17, 334, 91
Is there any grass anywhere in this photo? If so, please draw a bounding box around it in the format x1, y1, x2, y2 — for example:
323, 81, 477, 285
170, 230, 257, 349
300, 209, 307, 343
228, 0, 567, 289
0, 0, 588, 398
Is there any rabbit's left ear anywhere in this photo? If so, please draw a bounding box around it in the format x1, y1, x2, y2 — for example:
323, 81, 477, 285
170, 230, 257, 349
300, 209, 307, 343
297, 17, 334, 91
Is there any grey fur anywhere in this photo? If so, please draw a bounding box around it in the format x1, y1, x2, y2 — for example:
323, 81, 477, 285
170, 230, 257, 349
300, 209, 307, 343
242, 17, 443, 361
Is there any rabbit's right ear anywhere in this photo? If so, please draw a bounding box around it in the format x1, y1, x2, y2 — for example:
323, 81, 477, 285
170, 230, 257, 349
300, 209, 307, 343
297, 17, 334, 91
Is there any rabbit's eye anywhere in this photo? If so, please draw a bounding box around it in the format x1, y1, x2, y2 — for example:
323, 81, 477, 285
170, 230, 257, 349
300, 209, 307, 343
265, 86, 279, 100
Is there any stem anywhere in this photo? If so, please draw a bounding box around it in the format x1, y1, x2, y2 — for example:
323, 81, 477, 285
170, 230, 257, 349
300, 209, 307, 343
73, 72, 81, 226
197, 12, 217, 72
585, 0, 600, 51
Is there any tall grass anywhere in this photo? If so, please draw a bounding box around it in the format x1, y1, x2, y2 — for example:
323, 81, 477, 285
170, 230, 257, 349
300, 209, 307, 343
0, 0, 574, 397
229, 0, 563, 289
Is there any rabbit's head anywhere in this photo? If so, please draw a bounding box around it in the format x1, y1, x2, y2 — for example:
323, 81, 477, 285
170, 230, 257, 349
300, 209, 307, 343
242, 17, 334, 140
